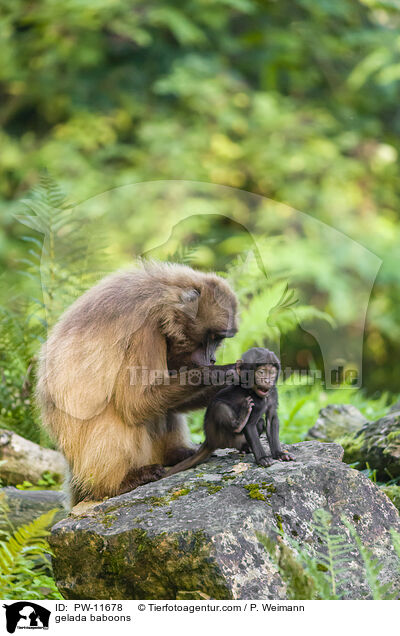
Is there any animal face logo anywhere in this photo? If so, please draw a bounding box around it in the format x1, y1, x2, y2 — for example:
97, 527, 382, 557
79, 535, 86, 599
3, 602, 51, 633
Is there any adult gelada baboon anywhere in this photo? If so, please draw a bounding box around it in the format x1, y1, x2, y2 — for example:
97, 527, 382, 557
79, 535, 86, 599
36, 261, 238, 503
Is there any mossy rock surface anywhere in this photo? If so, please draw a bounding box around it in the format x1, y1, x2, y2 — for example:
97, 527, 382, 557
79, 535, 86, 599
308, 405, 400, 479
50, 440, 400, 600
340, 413, 400, 478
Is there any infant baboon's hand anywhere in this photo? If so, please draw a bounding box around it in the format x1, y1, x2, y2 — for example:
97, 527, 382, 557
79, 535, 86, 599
233, 397, 254, 433
239, 396, 254, 419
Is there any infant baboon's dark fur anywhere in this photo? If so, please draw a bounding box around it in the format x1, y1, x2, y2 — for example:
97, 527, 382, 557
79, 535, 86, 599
166, 347, 294, 475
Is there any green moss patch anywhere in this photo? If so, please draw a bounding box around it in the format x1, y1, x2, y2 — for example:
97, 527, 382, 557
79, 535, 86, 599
244, 482, 276, 501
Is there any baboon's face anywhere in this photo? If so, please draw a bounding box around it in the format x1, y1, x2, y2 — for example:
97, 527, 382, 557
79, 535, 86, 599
183, 282, 237, 365
166, 279, 238, 367
190, 328, 237, 366
252, 364, 278, 396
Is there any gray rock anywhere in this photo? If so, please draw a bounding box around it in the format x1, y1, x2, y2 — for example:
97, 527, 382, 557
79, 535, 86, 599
0, 487, 69, 530
307, 404, 367, 442
0, 429, 67, 486
50, 441, 400, 600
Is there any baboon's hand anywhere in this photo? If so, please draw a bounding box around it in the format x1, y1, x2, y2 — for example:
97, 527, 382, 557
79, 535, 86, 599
234, 397, 254, 432
238, 396, 254, 420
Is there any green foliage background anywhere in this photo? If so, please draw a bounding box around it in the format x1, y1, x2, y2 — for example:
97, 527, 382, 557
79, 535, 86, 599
1, 0, 400, 443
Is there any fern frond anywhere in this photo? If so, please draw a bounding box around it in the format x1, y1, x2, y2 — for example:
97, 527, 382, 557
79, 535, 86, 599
0, 508, 58, 580
312, 509, 354, 597
0, 500, 62, 600
13, 175, 106, 330
40, 173, 67, 210
257, 509, 385, 600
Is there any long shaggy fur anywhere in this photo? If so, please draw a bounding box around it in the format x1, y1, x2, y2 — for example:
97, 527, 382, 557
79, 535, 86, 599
36, 261, 237, 502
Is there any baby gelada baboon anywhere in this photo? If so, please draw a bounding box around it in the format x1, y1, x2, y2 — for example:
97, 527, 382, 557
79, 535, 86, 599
166, 347, 295, 475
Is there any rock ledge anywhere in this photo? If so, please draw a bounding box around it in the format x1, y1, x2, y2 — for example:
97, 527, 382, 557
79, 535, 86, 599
50, 441, 400, 600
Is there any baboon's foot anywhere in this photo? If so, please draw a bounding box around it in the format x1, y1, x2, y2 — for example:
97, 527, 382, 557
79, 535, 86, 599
119, 464, 166, 494
274, 450, 295, 462
258, 456, 274, 468
164, 446, 197, 466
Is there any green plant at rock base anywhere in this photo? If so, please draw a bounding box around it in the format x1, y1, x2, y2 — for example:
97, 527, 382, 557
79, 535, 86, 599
382, 485, 400, 512
0, 494, 62, 600
258, 509, 399, 600
15, 471, 62, 491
